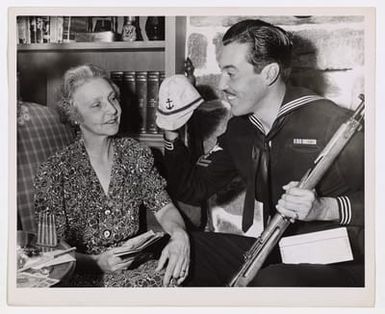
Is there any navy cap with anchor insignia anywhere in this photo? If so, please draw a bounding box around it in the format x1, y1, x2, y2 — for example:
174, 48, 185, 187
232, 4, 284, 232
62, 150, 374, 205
156, 74, 203, 130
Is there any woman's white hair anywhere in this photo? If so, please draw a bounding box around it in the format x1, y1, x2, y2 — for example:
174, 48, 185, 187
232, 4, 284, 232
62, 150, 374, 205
57, 64, 120, 126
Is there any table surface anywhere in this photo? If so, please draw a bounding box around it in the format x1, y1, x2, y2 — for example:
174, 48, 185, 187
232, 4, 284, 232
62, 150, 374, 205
17, 231, 76, 287
49, 241, 76, 286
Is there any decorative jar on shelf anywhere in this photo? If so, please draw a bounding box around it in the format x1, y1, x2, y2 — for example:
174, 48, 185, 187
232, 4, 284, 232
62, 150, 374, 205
121, 16, 137, 42
145, 17, 165, 40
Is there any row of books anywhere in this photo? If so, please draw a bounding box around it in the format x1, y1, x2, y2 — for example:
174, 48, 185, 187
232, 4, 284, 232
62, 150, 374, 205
111, 70, 165, 134
16, 16, 159, 44
17, 16, 88, 44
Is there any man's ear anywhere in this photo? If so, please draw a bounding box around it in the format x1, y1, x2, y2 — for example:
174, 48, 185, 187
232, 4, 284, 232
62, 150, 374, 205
262, 63, 280, 86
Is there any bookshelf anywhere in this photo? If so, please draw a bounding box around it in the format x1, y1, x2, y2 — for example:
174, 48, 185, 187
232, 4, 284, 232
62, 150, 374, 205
17, 16, 187, 150
17, 41, 166, 51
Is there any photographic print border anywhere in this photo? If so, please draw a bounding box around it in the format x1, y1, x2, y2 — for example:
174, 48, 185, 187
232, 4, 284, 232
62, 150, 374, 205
7, 6, 376, 307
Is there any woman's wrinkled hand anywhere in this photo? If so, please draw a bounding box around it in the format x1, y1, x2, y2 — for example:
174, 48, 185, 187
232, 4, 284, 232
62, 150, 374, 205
155, 229, 190, 287
95, 247, 135, 273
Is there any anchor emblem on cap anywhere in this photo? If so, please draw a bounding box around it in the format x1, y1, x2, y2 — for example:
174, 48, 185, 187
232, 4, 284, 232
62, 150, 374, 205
166, 98, 174, 110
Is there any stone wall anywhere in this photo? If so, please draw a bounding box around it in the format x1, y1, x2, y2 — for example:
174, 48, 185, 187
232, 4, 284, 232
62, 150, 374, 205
184, 15, 365, 236
186, 15, 365, 109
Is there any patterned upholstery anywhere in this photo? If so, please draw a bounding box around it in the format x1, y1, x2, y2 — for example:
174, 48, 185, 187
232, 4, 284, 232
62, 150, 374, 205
17, 101, 75, 233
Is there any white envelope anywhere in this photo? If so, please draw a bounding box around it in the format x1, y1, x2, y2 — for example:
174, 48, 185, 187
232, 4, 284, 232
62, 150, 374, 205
279, 227, 353, 264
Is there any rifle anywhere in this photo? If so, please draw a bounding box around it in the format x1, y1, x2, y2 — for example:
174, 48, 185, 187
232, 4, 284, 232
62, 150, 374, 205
228, 94, 365, 287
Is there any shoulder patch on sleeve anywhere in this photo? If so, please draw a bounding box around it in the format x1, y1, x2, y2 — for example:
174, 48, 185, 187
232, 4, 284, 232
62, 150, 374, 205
195, 143, 223, 167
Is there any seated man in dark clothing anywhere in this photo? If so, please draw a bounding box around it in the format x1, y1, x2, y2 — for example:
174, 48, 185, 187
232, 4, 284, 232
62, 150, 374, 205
160, 19, 364, 287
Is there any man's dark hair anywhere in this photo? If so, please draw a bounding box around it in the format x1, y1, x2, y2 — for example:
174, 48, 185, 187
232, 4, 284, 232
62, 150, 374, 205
222, 19, 293, 81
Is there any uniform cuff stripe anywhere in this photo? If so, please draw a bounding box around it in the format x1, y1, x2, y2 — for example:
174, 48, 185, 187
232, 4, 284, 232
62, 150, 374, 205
164, 139, 175, 151
337, 196, 352, 225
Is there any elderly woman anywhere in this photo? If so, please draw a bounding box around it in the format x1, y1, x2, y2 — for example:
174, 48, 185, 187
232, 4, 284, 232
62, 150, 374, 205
33, 64, 190, 287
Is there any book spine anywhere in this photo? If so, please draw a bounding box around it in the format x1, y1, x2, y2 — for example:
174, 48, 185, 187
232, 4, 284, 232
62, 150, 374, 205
42, 16, 50, 43
26, 17, 31, 44
57, 17, 64, 43
16, 16, 19, 44
17, 16, 29, 44
123, 71, 136, 97
110, 71, 124, 90
68, 16, 76, 42
63, 16, 71, 43
159, 71, 166, 86
49, 16, 57, 43
135, 71, 148, 133
71, 17, 90, 38
110, 71, 124, 133
121, 71, 136, 133
87, 17, 93, 32
147, 71, 160, 134
117, 17, 124, 36
36, 17, 43, 43
29, 16, 37, 43
112, 16, 118, 33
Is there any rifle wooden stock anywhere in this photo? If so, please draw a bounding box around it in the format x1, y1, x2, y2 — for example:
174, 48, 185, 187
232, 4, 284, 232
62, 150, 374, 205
228, 95, 365, 287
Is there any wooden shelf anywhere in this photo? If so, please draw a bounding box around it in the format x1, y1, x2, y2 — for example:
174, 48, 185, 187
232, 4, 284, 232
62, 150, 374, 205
131, 133, 163, 142
17, 40, 166, 52
131, 133, 164, 151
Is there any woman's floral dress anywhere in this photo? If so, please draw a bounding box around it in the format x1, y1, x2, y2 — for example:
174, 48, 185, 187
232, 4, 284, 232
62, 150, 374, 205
33, 137, 172, 287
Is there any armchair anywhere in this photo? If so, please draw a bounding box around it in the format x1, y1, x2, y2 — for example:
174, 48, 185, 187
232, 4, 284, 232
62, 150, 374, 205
17, 101, 75, 233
